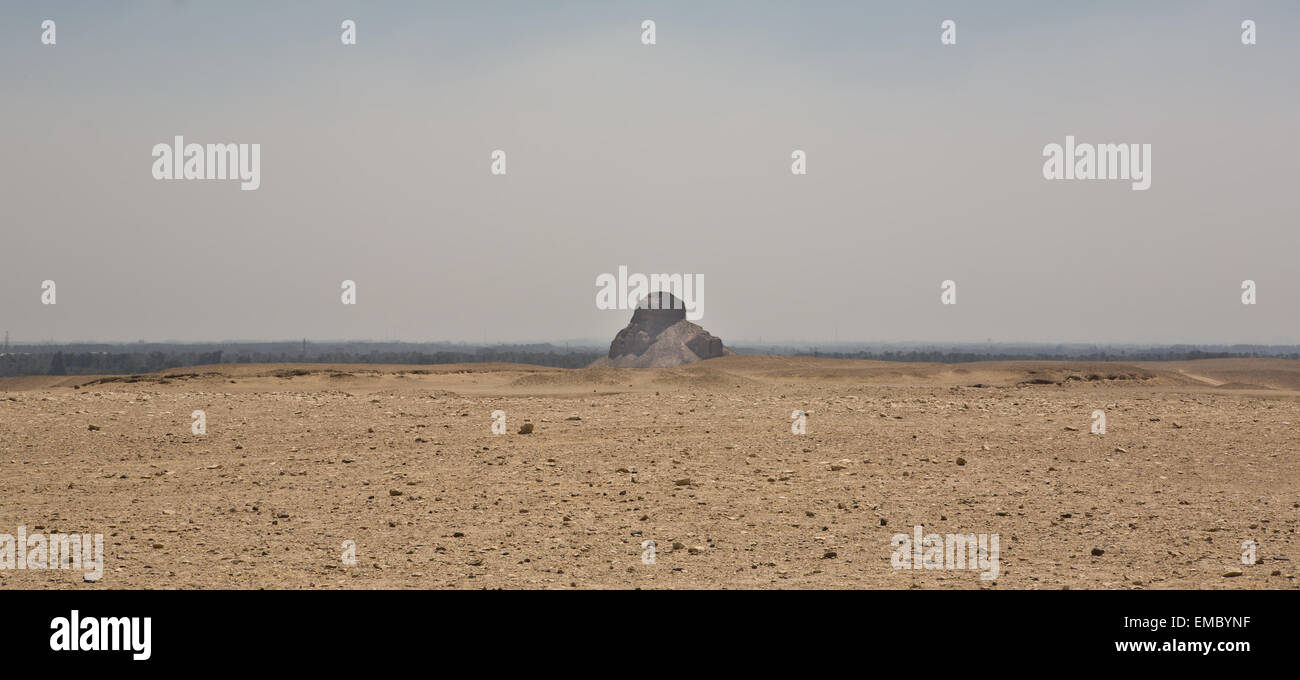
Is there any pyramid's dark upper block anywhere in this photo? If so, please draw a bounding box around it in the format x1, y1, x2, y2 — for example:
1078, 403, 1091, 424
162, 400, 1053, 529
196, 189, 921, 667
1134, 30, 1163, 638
626, 292, 686, 335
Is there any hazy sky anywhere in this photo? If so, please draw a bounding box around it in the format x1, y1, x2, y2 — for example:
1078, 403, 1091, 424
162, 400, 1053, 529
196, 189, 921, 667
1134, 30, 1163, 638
2, 1, 1297, 345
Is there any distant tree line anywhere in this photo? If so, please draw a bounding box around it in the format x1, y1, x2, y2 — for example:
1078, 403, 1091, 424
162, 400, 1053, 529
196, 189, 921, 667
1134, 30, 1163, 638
4, 341, 1300, 378
5, 350, 228, 377
779, 348, 1300, 363
0, 343, 602, 377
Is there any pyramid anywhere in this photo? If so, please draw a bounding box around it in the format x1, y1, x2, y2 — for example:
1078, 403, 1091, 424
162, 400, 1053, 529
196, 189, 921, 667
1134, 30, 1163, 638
590, 291, 728, 368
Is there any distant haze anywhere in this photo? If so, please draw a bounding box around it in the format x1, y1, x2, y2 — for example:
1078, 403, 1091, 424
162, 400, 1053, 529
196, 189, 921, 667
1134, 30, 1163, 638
2, 1, 1297, 345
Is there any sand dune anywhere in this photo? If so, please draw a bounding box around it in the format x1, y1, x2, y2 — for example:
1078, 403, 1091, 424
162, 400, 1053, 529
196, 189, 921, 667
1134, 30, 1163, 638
11, 356, 1294, 394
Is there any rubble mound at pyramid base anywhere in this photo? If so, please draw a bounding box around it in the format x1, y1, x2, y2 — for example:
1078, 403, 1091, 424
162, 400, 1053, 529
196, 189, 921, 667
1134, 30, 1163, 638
591, 319, 730, 368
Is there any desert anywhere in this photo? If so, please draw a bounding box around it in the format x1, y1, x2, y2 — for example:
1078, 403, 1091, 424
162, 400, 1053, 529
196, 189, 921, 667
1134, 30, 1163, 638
1, 356, 1295, 589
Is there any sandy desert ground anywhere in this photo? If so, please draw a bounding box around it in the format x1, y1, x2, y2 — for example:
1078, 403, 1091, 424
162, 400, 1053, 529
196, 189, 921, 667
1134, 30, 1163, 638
1, 356, 1296, 589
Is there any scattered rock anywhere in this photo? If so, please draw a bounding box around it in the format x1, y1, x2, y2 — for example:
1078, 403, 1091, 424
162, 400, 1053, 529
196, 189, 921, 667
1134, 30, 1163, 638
518, 423, 534, 435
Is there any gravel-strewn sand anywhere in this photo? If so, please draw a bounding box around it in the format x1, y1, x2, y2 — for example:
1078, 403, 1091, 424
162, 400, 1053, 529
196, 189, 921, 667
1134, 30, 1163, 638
1, 356, 1296, 589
